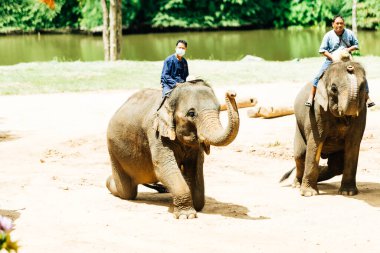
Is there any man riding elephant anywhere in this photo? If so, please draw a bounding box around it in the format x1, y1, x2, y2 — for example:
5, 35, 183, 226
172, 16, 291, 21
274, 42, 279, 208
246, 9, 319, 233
106, 79, 239, 219
305, 15, 375, 108
282, 55, 368, 196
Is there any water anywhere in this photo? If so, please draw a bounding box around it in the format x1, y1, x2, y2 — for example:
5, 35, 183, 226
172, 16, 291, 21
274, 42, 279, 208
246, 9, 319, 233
1, 29, 379, 65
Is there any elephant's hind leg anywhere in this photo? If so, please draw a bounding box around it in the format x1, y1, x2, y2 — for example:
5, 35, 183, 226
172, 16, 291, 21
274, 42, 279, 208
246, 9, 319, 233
106, 153, 137, 200
294, 125, 306, 188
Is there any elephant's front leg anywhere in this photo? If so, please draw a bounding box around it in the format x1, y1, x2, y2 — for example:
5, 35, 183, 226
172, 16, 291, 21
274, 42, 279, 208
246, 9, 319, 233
152, 146, 196, 219
182, 151, 205, 212
301, 141, 323, 196
339, 142, 360, 195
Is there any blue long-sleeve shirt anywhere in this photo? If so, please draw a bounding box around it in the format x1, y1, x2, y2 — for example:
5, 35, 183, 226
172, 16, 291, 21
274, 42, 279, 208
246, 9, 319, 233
160, 54, 189, 96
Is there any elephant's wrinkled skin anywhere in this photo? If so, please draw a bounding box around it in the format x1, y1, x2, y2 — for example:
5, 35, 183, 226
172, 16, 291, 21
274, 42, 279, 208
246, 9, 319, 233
292, 61, 367, 196
106, 80, 239, 218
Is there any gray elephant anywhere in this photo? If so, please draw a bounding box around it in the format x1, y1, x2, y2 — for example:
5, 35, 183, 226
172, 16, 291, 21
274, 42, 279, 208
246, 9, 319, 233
281, 60, 367, 196
106, 79, 239, 218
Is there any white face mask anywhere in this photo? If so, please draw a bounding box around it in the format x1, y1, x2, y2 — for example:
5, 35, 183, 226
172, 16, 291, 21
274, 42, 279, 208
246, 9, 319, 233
176, 48, 186, 57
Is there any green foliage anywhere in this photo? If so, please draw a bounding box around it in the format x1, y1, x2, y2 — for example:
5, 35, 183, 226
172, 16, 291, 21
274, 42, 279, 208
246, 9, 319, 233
18, 0, 60, 30
53, 0, 81, 28
151, 0, 273, 28
0, 0, 379, 31
79, 0, 102, 29
0, 0, 66, 30
79, 0, 142, 30
274, 0, 353, 28
356, 0, 380, 30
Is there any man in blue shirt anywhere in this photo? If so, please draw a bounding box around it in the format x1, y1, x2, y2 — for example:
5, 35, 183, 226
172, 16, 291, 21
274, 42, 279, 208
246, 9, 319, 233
160, 40, 189, 97
305, 15, 375, 108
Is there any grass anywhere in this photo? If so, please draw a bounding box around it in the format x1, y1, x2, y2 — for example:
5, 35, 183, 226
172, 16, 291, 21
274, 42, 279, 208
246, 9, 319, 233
1, 56, 380, 95
0, 61, 163, 95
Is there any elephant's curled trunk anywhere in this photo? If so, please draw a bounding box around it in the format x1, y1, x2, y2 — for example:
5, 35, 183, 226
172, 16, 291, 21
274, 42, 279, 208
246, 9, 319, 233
197, 91, 240, 146
344, 66, 360, 116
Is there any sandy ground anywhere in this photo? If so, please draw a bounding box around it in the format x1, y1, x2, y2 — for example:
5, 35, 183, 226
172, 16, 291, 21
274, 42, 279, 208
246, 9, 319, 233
1, 79, 380, 253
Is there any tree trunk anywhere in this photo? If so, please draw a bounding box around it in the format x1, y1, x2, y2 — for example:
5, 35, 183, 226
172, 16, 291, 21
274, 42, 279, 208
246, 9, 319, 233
352, 0, 358, 36
116, 0, 123, 59
109, 0, 118, 61
101, 0, 110, 61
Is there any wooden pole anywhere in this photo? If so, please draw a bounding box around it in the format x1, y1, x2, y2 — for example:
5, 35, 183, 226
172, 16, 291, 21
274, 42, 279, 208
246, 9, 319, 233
220, 97, 258, 111
247, 106, 294, 119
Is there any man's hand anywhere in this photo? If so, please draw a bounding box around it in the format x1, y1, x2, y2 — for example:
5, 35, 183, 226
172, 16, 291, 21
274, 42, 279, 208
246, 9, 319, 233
346, 46, 358, 53
322, 51, 333, 61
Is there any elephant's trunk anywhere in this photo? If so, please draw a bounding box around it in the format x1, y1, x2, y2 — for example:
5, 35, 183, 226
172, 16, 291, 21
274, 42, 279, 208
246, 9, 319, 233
344, 66, 360, 116
196, 91, 239, 146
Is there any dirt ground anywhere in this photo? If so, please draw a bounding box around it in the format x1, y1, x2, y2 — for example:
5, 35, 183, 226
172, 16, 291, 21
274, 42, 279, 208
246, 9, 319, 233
1, 79, 380, 252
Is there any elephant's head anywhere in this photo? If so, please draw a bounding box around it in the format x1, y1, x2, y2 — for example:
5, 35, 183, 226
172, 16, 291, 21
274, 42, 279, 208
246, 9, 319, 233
154, 79, 239, 154
315, 61, 367, 117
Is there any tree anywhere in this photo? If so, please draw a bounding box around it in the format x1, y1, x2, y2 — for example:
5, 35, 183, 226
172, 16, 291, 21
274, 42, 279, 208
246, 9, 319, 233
101, 0, 110, 61
101, 0, 123, 61
41, 0, 122, 61
352, 0, 357, 35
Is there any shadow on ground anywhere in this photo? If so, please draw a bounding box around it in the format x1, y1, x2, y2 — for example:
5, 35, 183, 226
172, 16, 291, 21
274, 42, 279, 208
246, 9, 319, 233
134, 192, 269, 220
319, 181, 380, 207
0, 131, 19, 142
0, 209, 20, 221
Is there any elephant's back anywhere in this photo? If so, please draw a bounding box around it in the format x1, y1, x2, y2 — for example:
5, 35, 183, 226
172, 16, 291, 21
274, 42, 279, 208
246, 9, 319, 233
111, 89, 161, 121
107, 88, 161, 138
294, 83, 311, 119
120, 88, 161, 114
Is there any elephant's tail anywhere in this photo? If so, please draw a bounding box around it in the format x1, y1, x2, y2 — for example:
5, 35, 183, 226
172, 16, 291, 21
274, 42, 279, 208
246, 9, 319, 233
279, 167, 296, 183
143, 183, 169, 193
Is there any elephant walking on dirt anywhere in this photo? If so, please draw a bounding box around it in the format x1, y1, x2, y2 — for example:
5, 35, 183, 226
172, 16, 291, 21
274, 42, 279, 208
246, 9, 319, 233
106, 80, 239, 219
281, 60, 367, 196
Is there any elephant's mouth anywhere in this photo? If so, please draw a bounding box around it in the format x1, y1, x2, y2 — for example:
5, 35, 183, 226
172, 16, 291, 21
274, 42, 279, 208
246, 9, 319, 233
179, 133, 199, 146
329, 104, 343, 117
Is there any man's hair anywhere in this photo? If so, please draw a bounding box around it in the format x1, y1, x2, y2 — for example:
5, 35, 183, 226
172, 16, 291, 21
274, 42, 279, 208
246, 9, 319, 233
176, 39, 187, 47
332, 15, 344, 23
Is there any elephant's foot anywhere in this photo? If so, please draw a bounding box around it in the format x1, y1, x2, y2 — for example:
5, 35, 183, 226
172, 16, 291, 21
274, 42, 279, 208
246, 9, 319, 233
300, 180, 319, 197
292, 177, 301, 188
173, 207, 197, 219
338, 184, 358, 196
172, 193, 197, 219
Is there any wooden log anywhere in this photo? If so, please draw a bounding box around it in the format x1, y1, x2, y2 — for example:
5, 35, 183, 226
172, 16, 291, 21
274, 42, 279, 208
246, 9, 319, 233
247, 106, 294, 119
220, 97, 258, 111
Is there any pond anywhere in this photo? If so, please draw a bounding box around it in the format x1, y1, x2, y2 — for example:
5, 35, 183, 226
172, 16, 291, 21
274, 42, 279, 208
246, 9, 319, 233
1, 29, 380, 65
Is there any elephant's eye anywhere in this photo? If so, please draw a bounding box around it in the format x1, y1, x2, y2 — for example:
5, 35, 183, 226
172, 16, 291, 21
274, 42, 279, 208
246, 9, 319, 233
186, 109, 196, 118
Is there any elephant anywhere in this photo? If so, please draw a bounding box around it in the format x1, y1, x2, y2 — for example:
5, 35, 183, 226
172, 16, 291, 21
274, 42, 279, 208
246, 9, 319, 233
281, 60, 367, 196
106, 79, 240, 219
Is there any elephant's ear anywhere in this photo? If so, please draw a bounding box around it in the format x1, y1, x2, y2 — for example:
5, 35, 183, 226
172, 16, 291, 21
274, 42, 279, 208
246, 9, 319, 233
315, 79, 328, 112
153, 101, 176, 140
